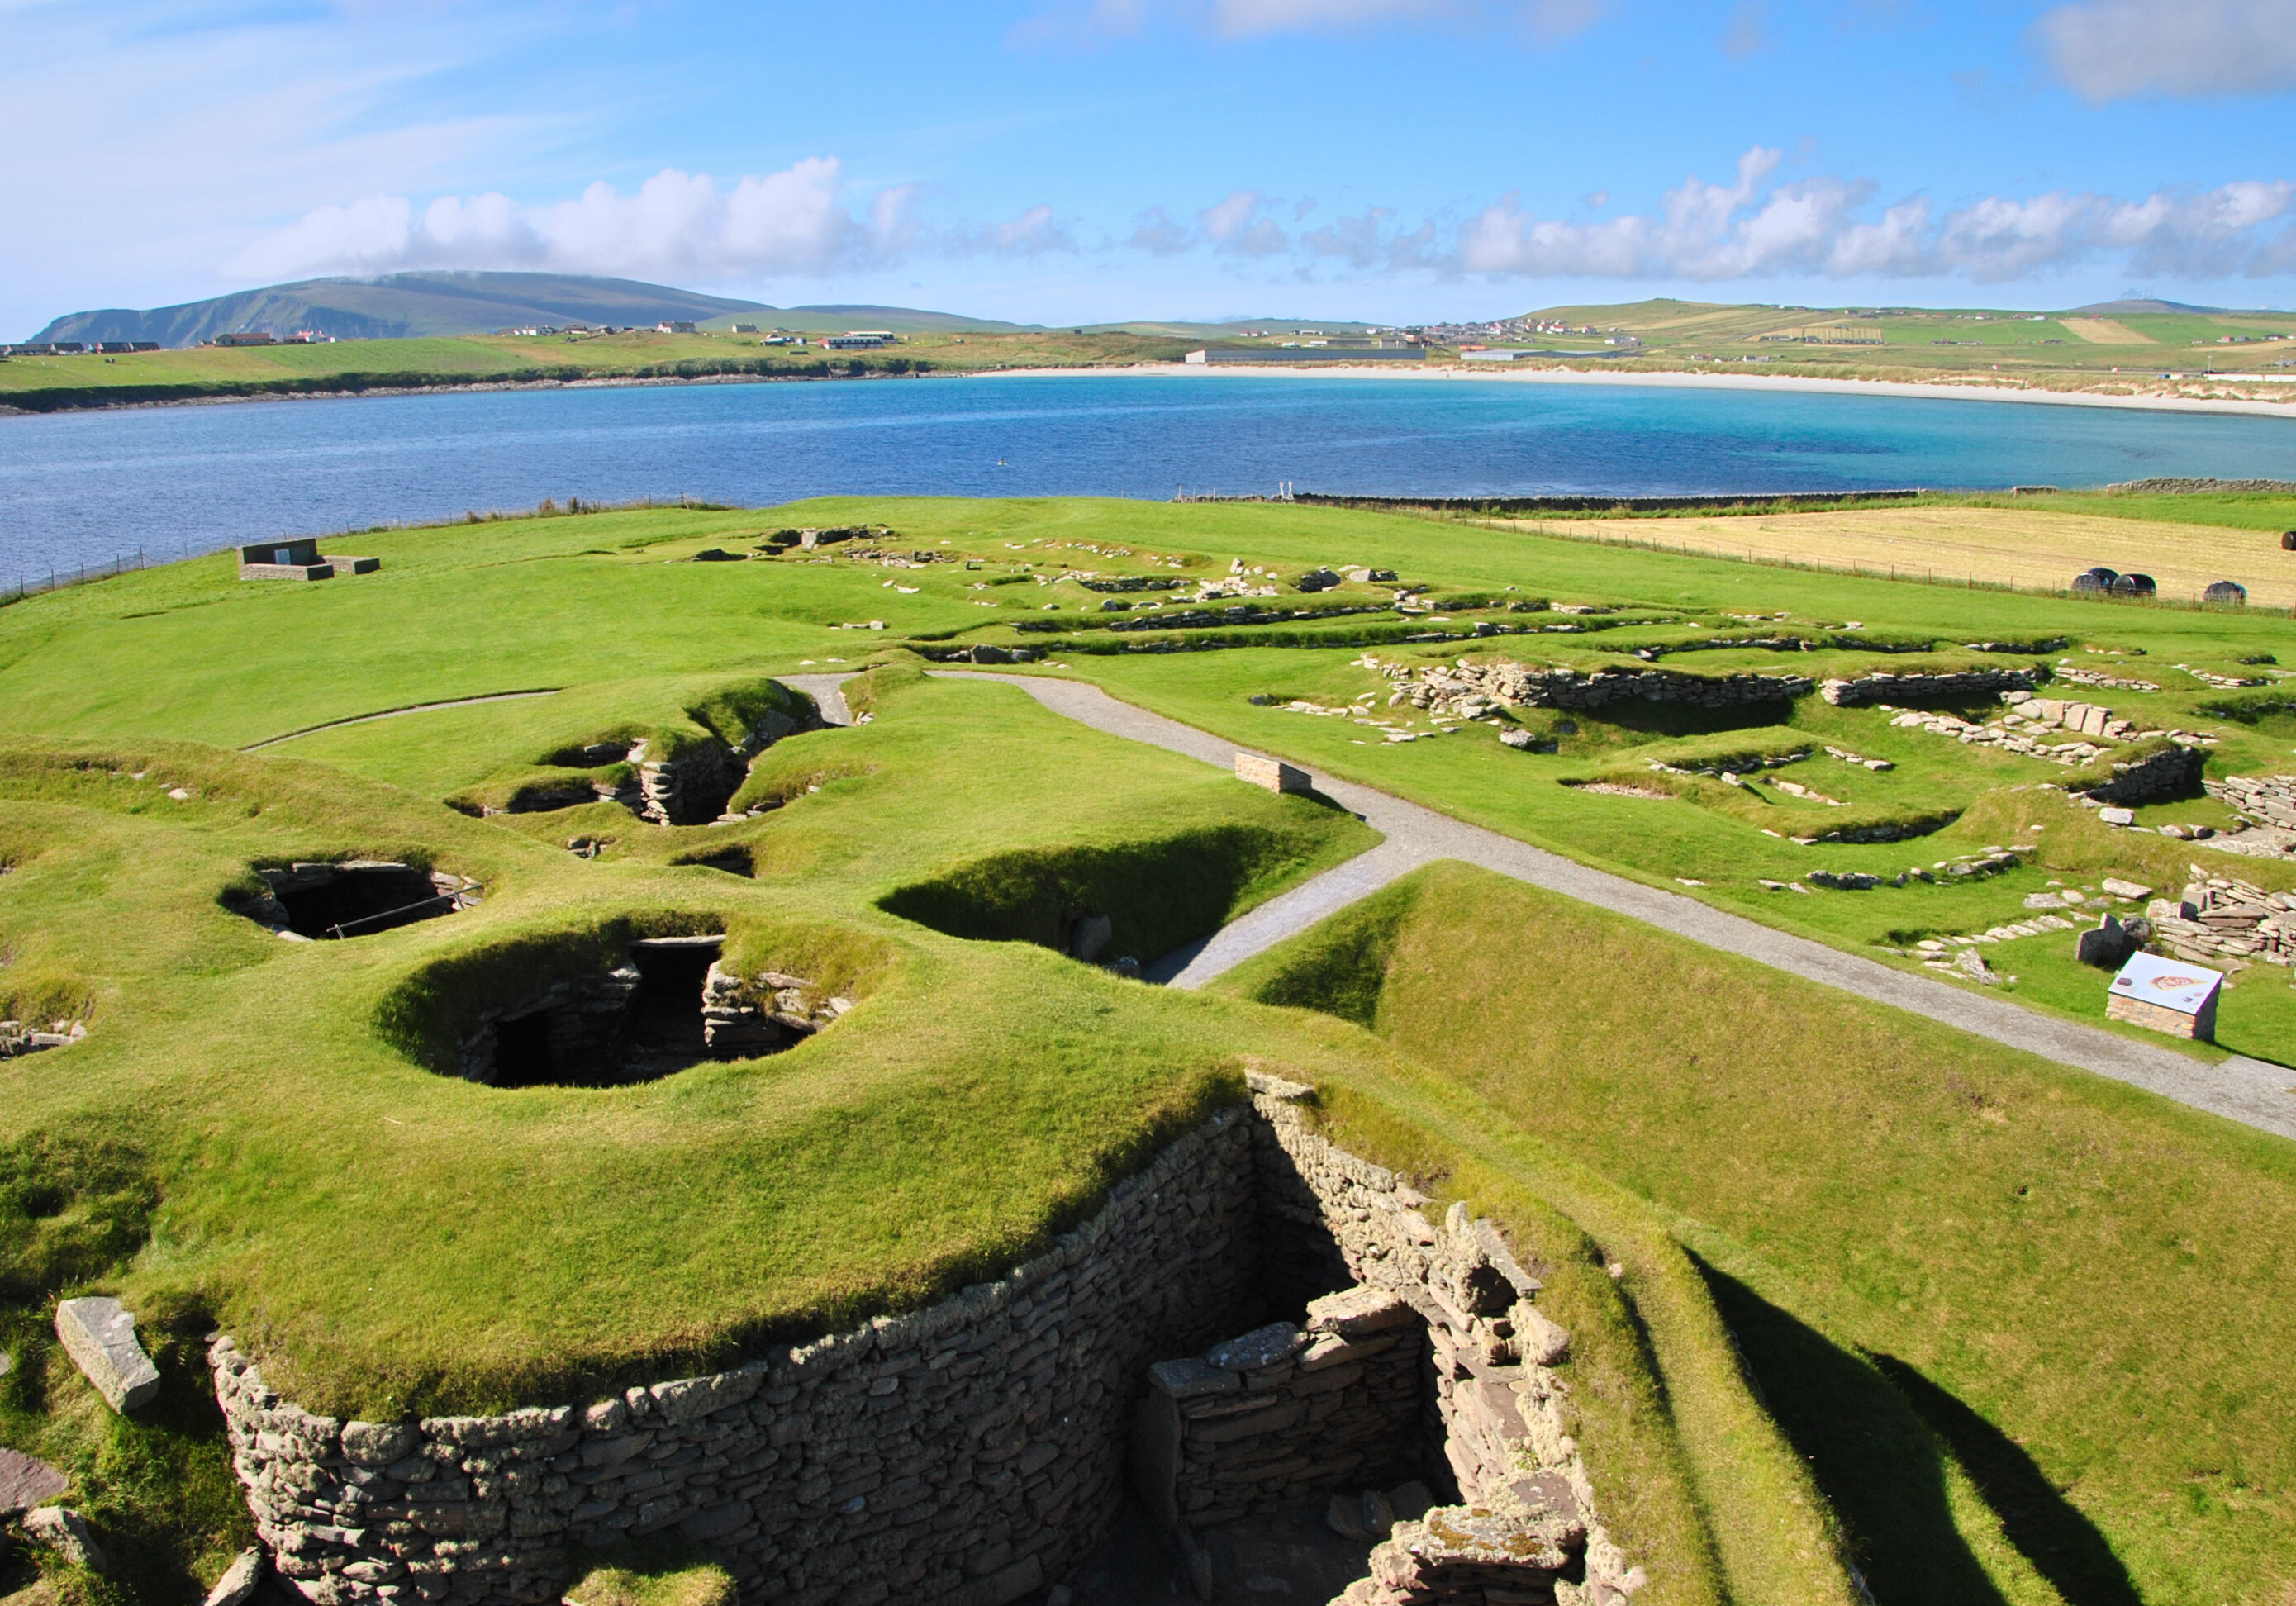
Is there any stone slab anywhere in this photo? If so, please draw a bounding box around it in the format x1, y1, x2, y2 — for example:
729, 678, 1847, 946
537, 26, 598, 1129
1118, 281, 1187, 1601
0, 1448, 69, 1514
55, 1296, 160, 1413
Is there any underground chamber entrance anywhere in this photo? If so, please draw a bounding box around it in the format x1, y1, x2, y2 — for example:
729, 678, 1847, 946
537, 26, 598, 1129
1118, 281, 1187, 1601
244, 862, 478, 940
461, 937, 841, 1088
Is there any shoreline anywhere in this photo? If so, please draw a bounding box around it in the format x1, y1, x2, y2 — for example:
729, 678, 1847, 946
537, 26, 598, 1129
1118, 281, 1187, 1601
3, 357, 2294, 421
972, 360, 2296, 421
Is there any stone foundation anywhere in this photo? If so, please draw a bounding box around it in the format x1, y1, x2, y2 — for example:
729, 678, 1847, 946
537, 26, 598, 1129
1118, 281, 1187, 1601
1820, 668, 2040, 706
211, 1086, 1640, 1606
2208, 773, 2296, 832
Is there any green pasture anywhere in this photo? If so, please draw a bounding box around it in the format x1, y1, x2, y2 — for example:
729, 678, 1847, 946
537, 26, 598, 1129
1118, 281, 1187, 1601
2, 491, 2294, 1605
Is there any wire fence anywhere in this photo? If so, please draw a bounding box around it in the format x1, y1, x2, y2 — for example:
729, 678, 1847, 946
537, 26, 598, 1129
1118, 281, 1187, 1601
2, 536, 235, 605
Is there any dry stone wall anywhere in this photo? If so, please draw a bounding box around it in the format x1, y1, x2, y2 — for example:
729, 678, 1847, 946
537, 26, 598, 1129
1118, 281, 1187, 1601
1820, 667, 2041, 706
210, 1086, 1643, 1606
212, 1113, 1260, 1606
1369, 657, 1811, 719
1245, 1080, 1643, 1606
2209, 774, 2296, 832
1133, 1287, 1427, 1532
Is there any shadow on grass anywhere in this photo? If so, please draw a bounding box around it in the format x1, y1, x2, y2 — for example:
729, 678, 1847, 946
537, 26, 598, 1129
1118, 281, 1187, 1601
1698, 1259, 2138, 1606
1869, 1355, 2141, 1606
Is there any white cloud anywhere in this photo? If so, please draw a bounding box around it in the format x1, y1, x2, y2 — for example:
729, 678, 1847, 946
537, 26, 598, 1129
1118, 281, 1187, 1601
2035, 0, 2296, 102
219, 164, 1083, 283
1125, 191, 1293, 256
1448, 150, 2296, 283
1142, 148, 2296, 285
1029, 0, 1603, 41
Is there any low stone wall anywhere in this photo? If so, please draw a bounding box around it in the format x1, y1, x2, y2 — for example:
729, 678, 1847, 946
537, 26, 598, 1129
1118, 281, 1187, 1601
1133, 1287, 1426, 1532
2208, 773, 2296, 831
2072, 744, 2205, 805
1819, 667, 2040, 706
212, 1086, 1643, 1606
1381, 658, 1811, 719
1247, 1081, 1643, 1606
213, 1113, 1261, 1606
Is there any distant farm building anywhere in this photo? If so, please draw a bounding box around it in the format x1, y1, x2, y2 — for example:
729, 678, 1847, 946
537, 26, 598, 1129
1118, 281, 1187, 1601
826, 332, 894, 349
212, 332, 278, 347
1760, 325, 1885, 345
654, 321, 697, 335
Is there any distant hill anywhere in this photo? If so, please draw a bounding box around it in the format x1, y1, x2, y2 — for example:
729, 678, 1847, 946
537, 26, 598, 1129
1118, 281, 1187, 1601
28, 273, 1029, 347
769, 304, 1029, 335
2070, 298, 2232, 316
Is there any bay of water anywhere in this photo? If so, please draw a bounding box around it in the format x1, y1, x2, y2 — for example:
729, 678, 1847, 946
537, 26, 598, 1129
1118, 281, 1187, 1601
3, 373, 2292, 587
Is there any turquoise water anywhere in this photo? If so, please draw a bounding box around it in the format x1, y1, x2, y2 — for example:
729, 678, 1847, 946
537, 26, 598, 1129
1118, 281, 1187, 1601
2, 373, 2291, 585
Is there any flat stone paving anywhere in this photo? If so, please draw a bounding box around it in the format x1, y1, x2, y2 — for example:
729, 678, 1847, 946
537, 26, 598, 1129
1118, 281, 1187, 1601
928, 671, 2296, 1143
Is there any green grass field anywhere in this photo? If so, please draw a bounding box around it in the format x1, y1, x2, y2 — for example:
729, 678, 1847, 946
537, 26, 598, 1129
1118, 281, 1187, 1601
2, 490, 2293, 1606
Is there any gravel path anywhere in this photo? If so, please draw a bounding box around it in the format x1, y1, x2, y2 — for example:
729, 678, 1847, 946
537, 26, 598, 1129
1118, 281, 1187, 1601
931, 671, 2296, 1142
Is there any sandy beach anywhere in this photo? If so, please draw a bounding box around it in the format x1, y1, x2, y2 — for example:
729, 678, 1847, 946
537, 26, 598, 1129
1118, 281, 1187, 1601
973, 359, 2296, 421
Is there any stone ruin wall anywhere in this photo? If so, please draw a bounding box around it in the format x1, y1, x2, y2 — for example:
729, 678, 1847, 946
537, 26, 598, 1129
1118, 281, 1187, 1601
210, 1086, 1639, 1606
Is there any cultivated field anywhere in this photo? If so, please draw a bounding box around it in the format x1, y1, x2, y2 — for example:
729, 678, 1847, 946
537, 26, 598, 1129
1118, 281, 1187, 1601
1490, 501, 2296, 607
2, 490, 2294, 1606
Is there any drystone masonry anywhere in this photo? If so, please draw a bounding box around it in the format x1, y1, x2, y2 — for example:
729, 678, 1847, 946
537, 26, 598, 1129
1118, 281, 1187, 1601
1133, 1289, 1427, 1532
1246, 1080, 1643, 1606
2145, 872, 2296, 967
2070, 743, 2206, 805
212, 1114, 1261, 1606
2208, 774, 2296, 832
1818, 667, 2041, 706
1366, 656, 1811, 720
211, 1087, 1643, 1606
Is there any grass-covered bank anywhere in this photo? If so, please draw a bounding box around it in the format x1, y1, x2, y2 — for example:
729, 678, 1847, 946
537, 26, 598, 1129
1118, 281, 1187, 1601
1215, 862, 2296, 1604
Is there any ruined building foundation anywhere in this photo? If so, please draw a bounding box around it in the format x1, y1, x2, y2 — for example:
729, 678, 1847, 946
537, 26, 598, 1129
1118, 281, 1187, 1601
212, 1079, 1641, 1606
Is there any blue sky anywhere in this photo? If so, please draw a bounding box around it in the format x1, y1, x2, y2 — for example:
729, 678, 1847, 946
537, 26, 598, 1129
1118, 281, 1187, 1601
4, 0, 2293, 334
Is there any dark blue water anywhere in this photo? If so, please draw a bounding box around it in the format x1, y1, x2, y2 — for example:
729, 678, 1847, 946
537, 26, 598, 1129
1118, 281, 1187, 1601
4, 373, 2292, 586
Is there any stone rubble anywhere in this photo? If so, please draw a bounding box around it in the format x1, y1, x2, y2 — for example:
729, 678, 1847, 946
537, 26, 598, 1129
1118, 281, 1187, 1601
1246, 1082, 1640, 1606
2051, 663, 2161, 693
0, 1018, 88, 1058
22, 1506, 108, 1574
2145, 872, 2296, 967
1823, 746, 1894, 772
1361, 656, 1811, 720
2208, 774, 2296, 833
206, 1548, 268, 1606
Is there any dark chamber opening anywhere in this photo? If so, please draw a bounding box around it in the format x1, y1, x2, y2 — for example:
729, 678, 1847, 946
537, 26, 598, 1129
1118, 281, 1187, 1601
622, 943, 715, 1077
482, 938, 755, 1090
263, 864, 466, 940
491, 1010, 556, 1086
